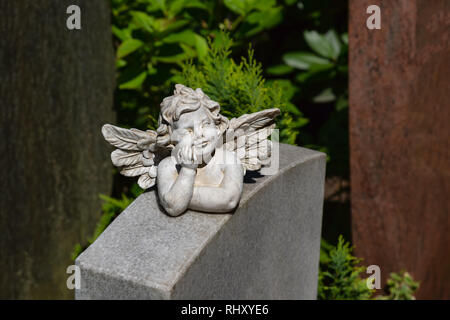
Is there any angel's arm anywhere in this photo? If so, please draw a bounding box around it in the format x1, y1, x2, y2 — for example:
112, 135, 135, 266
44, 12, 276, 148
157, 157, 197, 217
189, 161, 244, 213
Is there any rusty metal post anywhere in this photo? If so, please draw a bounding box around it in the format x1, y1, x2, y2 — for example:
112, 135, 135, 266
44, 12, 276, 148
349, 0, 450, 299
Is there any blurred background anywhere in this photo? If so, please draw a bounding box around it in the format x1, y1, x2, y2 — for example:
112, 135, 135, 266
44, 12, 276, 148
0, 0, 448, 299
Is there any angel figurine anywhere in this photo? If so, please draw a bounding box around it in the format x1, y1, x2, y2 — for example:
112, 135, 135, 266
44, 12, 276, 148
102, 84, 280, 216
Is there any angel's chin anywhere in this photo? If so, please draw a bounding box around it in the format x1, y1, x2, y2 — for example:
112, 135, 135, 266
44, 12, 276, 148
195, 143, 216, 159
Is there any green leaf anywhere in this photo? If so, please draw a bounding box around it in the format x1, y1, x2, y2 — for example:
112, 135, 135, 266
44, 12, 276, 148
179, 43, 198, 57
147, 63, 157, 75
151, 18, 172, 33
117, 39, 144, 59
194, 34, 208, 60
313, 88, 336, 103
308, 62, 335, 73
163, 29, 196, 44
167, 0, 209, 17
130, 11, 155, 33
159, 19, 190, 37
270, 79, 298, 101
225, 0, 276, 14
293, 117, 309, 128
143, 1, 162, 13
341, 33, 349, 45
266, 64, 294, 75
71, 243, 83, 261
284, 102, 301, 115
224, 0, 248, 15
253, 0, 277, 10
163, 30, 208, 60
154, 43, 196, 63
168, 0, 187, 17
112, 26, 130, 41
154, 54, 187, 64
116, 59, 127, 68
185, 0, 210, 10
295, 71, 314, 83
119, 71, 147, 90
304, 30, 334, 59
325, 30, 341, 60
283, 52, 330, 70
245, 6, 283, 36
336, 95, 348, 111
155, 0, 168, 13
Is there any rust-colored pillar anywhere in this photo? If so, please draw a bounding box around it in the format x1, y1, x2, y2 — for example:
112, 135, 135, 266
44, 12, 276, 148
349, 0, 450, 299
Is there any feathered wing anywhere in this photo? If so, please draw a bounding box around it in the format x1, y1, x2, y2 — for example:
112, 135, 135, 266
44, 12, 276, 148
223, 108, 280, 173
102, 124, 168, 189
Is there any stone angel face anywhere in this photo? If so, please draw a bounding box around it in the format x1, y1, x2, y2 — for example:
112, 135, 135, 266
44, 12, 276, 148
102, 84, 280, 216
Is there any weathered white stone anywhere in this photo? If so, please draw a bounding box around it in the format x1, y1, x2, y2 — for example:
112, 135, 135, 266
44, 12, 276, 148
102, 84, 280, 216
76, 143, 326, 300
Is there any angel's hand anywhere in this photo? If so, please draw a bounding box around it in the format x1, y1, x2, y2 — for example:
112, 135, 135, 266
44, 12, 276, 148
177, 144, 198, 170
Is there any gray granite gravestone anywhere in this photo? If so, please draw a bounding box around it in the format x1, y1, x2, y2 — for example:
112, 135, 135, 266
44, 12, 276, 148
75, 143, 326, 299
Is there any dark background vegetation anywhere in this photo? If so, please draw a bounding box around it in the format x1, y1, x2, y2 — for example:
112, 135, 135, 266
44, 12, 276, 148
1, 0, 427, 299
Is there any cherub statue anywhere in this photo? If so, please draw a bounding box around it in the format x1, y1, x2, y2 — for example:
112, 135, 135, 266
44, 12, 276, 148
102, 84, 280, 216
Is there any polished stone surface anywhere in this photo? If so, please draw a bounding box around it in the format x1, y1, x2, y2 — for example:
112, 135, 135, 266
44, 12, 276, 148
76, 143, 326, 299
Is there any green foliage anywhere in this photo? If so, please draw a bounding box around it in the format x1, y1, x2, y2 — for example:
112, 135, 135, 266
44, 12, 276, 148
111, 0, 286, 130
270, 29, 348, 105
318, 236, 374, 300
71, 184, 143, 261
111, 0, 211, 128
377, 272, 419, 300
176, 34, 308, 144
269, 28, 349, 177
222, 0, 283, 38
70, 244, 83, 262
319, 236, 420, 300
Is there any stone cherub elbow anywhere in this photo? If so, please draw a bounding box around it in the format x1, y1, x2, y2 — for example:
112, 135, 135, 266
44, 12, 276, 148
102, 84, 280, 216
